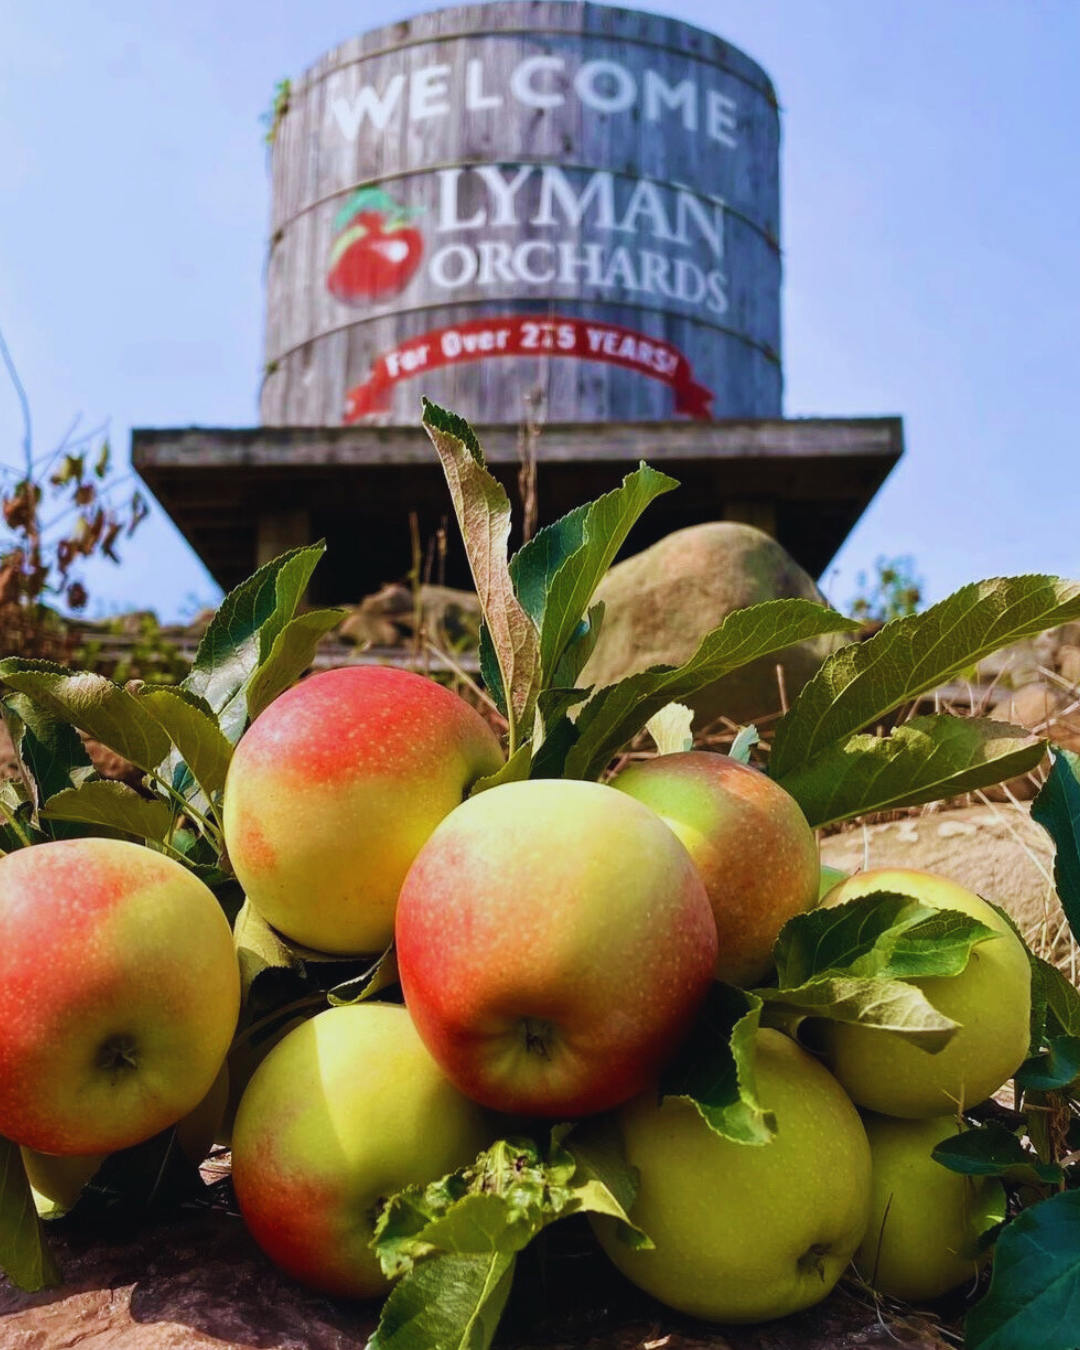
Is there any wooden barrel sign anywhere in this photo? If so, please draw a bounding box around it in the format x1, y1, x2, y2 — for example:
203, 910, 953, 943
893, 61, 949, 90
261, 1, 781, 426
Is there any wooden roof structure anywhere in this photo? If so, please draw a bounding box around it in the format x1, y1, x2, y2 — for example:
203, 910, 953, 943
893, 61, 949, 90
132, 417, 903, 605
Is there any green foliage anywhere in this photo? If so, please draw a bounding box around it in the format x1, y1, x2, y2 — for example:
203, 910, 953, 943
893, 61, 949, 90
756, 893, 998, 1048
367, 1132, 646, 1350
965, 1190, 1080, 1350
777, 715, 1047, 829
848, 554, 923, 624
261, 77, 291, 146
770, 575, 1080, 782
659, 984, 775, 1145
0, 1136, 61, 1291
1031, 748, 1080, 941
932, 1121, 1064, 1188
73, 612, 189, 686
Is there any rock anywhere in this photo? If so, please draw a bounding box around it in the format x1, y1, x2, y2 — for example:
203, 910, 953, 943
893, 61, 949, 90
990, 680, 1080, 753
0, 1185, 952, 1350
580, 524, 846, 730
1058, 644, 1080, 687
339, 583, 481, 649
820, 802, 1071, 962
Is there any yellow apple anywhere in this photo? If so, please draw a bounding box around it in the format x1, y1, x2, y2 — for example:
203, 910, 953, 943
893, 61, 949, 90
817, 869, 1031, 1117
590, 1028, 872, 1323
854, 1112, 1005, 1301
230, 1002, 491, 1299
21, 1060, 229, 1216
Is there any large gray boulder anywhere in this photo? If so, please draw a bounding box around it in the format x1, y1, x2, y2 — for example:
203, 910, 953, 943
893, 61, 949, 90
580, 522, 845, 730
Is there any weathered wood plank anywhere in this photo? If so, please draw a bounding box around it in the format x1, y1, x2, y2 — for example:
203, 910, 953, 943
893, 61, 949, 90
133, 417, 902, 469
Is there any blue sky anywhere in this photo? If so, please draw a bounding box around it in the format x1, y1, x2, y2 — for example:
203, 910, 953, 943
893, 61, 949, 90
2, 1, 1078, 620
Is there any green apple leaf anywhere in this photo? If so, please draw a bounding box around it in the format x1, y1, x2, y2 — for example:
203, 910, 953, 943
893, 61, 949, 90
552, 601, 605, 690
965, 1189, 1080, 1350
374, 1134, 639, 1274
0, 1135, 61, 1291
468, 742, 531, 797
137, 686, 234, 800
659, 984, 776, 1145
1040, 958, 1080, 1039
775, 716, 1047, 830
423, 400, 540, 752
40, 781, 173, 842
772, 892, 999, 986
529, 688, 591, 777
243, 608, 345, 724
183, 542, 327, 743
646, 702, 695, 756
759, 893, 1000, 1048
0, 784, 35, 854
512, 463, 677, 690
728, 724, 760, 764
476, 624, 504, 718
367, 1250, 516, 1350
560, 1118, 652, 1250
1, 693, 91, 820
231, 900, 373, 1030
1015, 1035, 1080, 1092
770, 575, 1080, 780
932, 1121, 1064, 1187
562, 599, 857, 781
0, 661, 170, 772
1031, 748, 1080, 946
758, 975, 958, 1050
369, 1131, 645, 1350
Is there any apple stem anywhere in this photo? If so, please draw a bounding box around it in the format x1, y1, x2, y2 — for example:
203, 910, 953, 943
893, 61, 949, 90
96, 1034, 140, 1079
521, 1017, 553, 1060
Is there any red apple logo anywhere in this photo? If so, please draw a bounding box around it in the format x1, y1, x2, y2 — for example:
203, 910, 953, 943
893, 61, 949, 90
327, 188, 424, 305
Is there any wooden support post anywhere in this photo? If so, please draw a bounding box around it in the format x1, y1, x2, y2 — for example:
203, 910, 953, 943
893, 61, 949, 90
256, 508, 312, 567
723, 498, 777, 537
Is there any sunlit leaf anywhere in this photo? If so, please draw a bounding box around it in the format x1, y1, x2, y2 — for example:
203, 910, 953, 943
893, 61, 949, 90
771, 575, 1080, 779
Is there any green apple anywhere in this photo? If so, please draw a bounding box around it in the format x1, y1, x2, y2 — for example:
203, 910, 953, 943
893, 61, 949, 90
223, 665, 503, 955
395, 778, 718, 1118
817, 868, 1032, 1117
609, 752, 820, 986
217, 1013, 310, 1147
818, 864, 848, 902
230, 1002, 491, 1299
855, 1112, 1005, 1301
0, 838, 240, 1156
20, 1060, 229, 1216
590, 1027, 872, 1323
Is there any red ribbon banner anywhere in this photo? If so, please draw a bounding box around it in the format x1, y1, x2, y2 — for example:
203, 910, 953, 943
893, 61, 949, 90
343, 315, 714, 423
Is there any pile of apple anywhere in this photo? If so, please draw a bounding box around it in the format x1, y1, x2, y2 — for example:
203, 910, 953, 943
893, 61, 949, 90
0, 660, 1032, 1326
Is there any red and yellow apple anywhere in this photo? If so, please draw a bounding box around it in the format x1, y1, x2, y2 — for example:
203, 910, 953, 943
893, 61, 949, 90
223, 666, 504, 955
610, 751, 820, 986
231, 1003, 490, 1299
395, 778, 718, 1118
854, 1112, 1006, 1301
20, 1060, 229, 1216
591, 1027, 872, 1322
0, 838, 239, 1156
817, 869, 1032, 1117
